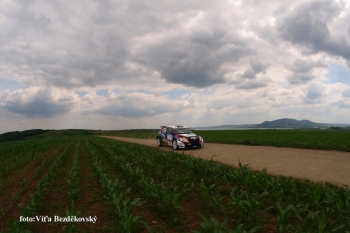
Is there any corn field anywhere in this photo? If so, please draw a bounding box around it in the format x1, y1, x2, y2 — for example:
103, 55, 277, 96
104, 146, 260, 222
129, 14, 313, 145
0, 136, 349, 232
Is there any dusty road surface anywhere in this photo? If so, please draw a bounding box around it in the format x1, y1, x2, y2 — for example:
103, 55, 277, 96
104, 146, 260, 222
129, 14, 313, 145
102, 136, 350, 187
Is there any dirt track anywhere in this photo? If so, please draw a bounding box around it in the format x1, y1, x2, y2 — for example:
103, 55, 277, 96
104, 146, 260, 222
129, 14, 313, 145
102, 136, 350, 187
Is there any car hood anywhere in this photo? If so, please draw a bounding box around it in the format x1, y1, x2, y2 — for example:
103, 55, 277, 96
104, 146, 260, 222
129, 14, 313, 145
177, 133, 198, 137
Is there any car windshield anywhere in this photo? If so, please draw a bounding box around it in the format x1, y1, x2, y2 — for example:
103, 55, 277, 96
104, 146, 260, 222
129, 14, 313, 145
174, 128, 192, 134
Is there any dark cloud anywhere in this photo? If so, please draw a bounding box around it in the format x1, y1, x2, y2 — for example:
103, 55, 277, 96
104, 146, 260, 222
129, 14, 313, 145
306, 82, 325, 99
238, 61, 270, 80
235, 78, 270, 89
2, 30, 132, 89
227, 60, 271, 89
133, 33, 252, 88
4, 100, 70, 118
250, 61, 270, 74
1, 0, 258, 89
94, 106, 168, 117
2, 87, 76, 117
1, 0, 349, 92
342, 89, 350, 97
285, 59, 327, 73
284, 59, 327, 84
0, 1, 139, 89
241, 68, 256, 79
336, 100, 350, 108
90, 92, 179, 117
286, 73, 316, 84
188, 28, 227, 49
208, 99, 229, 110
277, 0, 350, 60
160, 59, 226, 88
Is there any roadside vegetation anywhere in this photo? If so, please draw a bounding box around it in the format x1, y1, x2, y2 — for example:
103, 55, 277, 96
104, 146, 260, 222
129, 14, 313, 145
1, 136, 349, 232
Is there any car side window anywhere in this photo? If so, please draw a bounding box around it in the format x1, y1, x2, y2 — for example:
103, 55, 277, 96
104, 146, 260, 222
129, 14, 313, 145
166, 128, 173, 134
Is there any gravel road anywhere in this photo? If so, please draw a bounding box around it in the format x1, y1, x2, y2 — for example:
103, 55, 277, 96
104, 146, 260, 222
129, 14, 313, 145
102, 136, 350, 187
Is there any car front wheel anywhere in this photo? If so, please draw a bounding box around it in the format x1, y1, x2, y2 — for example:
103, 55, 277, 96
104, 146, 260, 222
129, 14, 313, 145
156, 137, 162, 147
172, 140, 178, 150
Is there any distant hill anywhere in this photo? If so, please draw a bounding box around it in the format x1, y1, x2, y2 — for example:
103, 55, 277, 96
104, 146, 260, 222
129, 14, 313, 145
194, 118, 350, 129
256, 118, 326, 128
192, 124, 258, 130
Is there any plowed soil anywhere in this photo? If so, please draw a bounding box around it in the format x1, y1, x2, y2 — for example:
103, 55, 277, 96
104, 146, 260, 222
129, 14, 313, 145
102, 136, 350, 187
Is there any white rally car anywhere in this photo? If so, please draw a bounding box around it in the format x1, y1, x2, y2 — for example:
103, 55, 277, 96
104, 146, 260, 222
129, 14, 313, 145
156, 125, 204, 150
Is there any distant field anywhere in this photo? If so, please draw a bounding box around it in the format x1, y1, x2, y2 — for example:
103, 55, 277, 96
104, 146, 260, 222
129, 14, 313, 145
0, 129, 52, 142
194, 129, 350, 152
98, 128, 350, 152
28, 129, 159, 140
27, 128, 350, 152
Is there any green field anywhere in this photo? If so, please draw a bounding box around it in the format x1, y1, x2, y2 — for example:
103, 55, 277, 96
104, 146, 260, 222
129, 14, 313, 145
22, 128, 350, 152
194, 129, 350, 151
0, 135, 349, 232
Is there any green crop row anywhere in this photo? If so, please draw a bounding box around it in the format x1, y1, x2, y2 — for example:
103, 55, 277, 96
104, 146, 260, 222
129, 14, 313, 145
86, 136, 350, 232
0, 138, 58, 160
86, 140, 147, 232
64, 141, 81, 233
6, 143, 72, 232
1, 136, 349, 232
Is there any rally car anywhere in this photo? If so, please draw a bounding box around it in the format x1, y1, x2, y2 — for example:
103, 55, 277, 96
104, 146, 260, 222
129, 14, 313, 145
156, 125, 204, 150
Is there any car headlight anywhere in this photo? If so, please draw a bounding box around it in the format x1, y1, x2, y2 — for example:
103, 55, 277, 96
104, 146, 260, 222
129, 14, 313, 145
198, 136, 203, 142
180, 137, 189, 143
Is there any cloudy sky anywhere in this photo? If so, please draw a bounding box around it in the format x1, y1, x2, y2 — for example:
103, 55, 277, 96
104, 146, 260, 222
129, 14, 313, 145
1, 0, 350, 133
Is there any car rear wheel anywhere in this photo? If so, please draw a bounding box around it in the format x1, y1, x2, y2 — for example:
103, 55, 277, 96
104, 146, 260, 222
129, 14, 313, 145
156, 137, 162, 147
172, 140, 178, 150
